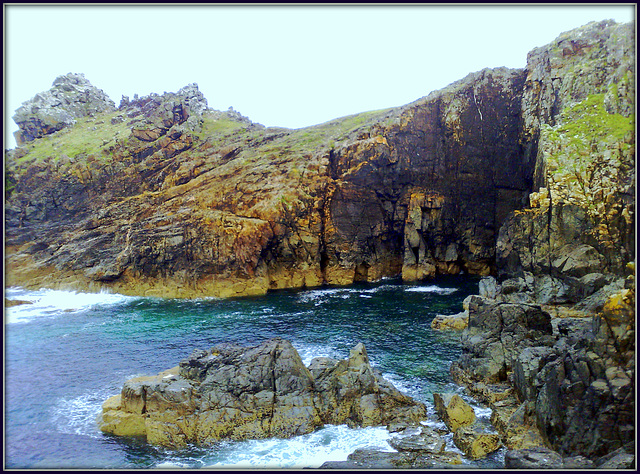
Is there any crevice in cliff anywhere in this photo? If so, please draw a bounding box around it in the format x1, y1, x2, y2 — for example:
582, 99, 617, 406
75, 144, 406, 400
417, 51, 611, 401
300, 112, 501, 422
328, 148, 339, 180
318, 194, 329, 284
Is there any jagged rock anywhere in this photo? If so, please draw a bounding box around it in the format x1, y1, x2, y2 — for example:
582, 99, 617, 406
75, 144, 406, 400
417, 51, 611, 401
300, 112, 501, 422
432, 393, 476, 432
451, 297, 554, 384
595, 443, 636, 469
551, 244, 606, 278
478, 276, 501, 299
512, 346, 555, 402
452, 427, 501, 460
12, 73, 116, 144
99, 338, 427, 447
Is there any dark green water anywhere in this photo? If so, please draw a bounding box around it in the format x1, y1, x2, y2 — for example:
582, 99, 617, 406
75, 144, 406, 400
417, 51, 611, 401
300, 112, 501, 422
5, 275, 504, 469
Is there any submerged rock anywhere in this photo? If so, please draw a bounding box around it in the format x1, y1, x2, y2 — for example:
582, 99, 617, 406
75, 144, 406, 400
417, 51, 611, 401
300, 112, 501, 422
98, 338, 427, 447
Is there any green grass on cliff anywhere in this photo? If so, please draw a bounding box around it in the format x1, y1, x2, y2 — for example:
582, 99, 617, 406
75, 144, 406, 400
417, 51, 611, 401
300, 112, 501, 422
243, 108, 394, 160
7, 110, 132, 171
543, 93, 634, 177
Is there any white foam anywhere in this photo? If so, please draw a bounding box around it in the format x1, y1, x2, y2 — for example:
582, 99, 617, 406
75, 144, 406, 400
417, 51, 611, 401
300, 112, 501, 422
205, 424, 393, 469
404, 285, 458, 295
5, 287, 137, 324
50, 390, 113, 438
298, 343, 345, 367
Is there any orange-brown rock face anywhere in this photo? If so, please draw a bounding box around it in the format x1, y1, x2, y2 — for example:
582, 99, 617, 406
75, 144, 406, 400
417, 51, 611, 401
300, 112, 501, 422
5, 66, 534, 298
19, 17, 636, 300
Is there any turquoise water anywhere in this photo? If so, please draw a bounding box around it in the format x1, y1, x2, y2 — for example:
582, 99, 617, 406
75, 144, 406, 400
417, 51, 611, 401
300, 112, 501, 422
5, 275, 503, 469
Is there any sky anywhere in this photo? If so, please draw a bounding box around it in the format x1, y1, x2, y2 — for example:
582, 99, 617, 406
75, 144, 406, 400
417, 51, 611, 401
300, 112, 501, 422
3, 4, 636, 149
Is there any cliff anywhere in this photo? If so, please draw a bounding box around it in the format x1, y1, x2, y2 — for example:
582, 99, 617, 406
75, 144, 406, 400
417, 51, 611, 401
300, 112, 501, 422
5, 19, 635, 466
447, 20, 635, 467
6, 67, 533, 298
6, 22, 633, 301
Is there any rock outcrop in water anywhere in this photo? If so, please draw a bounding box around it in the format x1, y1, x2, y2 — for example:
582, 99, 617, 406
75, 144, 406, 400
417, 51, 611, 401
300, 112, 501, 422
98, 338, 427, 447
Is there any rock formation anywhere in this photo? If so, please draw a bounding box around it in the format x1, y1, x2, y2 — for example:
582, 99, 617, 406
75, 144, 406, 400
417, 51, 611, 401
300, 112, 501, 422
6, 63, 533, 297
4, 19, 635, 466
98, 338, 427, 447
12, 73, 116, 145
447, 20, 635, 467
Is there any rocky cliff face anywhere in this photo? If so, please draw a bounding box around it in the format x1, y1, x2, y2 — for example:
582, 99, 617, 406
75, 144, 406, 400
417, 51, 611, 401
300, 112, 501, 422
5, 67, 534, 297
5, 19, 635, 466
5, 24, 632, 302
448, 20, 635, 467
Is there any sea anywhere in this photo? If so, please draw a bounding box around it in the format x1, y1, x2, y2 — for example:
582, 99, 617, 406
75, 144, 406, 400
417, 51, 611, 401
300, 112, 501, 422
4, 275, 506, 469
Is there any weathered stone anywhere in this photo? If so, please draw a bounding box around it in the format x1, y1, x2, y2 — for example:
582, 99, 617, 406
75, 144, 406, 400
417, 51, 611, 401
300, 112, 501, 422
430, 311, 468, 330
319, 447, 463, 470
562, 455, 596, 469
452, 297, 554, 384
12, 73, 116, 144
512, 346, 555, 402
388, 427, 446, 453
432, 393, 476, 432
452, 427, 502, 460
99, 338, 427, 447
551, 244, 606, 278
595, 443, 636, 469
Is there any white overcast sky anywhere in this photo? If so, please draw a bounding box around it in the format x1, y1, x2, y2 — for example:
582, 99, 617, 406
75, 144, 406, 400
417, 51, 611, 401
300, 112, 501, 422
3, 4, 636, 149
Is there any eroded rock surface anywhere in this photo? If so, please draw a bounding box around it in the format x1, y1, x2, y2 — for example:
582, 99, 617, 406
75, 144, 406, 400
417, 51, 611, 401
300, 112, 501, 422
99, 338, 427, 447
13, 73, 116, 144
449, 20, 635, 466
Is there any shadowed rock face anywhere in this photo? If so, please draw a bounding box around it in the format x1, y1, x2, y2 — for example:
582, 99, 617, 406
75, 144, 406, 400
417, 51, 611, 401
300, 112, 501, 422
325, 67, 531, 282
98, 338, 427, 447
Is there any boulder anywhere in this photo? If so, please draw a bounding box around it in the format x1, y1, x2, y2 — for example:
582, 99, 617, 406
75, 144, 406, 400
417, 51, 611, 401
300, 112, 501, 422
504, 447, 564, 469
595, 443, 636, 469
430, 311, 468, 330
451, 297, 554, 384
432, 393, 476, 432
99, 338, 427, 447
319, 447, 463, 470
551, 244, 606, 279
388, 427, 446, 453
452, 427, 501, 460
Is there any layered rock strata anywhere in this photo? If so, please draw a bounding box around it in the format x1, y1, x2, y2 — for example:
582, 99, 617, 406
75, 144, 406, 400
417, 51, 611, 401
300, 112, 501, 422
6, 22, 633, 301
98, 338, 427, 447
6, 64, 533, 297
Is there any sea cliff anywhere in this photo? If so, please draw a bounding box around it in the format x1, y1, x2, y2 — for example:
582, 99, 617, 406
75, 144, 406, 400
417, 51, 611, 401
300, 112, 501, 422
6, 21, 632, 301
5, 19, 635, 467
